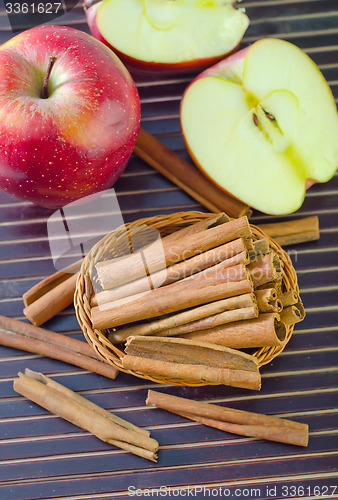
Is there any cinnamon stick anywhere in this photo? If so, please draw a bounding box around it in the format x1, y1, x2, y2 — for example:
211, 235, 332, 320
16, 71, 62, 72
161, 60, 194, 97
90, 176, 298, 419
14, 370, 158, 461
257, 279, 283, 295
109, 293, 256, 342
280, 302, 306, 325
123, 336, 260, 390
125, 336, 258, 372
248, 238, 270, 260
92, 238, 249, 307
91, 263, 252, 330
0, 315, 118, 379
248, 253, 283, 288
255, 288, 280, 313
23, 272, 78, 326
180, 313, 286, 348
134, 128, 252, 218
153, 307, 258, 338
258, 216, 319, 246
23, 259, 82, 307
279, 290, 299, 308
146, 391, 309, 447
95, 216, 252, 290
123, 356, 260, 389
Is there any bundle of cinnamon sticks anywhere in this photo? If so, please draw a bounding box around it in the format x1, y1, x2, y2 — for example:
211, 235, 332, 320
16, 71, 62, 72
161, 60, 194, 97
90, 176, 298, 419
22, 215, 317, 328
85, 214, 305, 387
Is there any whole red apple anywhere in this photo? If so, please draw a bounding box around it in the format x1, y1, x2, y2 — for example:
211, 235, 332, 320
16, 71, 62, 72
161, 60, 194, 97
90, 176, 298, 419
0, 25, 140, 208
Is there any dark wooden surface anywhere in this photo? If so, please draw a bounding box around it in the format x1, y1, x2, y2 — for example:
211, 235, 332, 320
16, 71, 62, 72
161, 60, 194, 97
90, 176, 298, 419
0, 1, 338, 499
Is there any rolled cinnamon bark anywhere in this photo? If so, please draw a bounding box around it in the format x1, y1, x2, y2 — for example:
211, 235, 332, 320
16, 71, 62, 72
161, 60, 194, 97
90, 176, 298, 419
109, 293, 256, 342
154, 307, 258, 337
125, 336, 258, 373
249, 238, 270, 260
122, 356, 261, 390
92, 238, 248, 307
23, 259, 82, 307
164, 213, 230, 241
95, 216, 252, 290
280, 303, 306, 325
248, 253, 283, 288
258, 216, 319, 246
257, 279, 283, 295
180, 313, 286, 348
279, 290, 299, 308
134, 128, 252, 218
25, 369, 149, 436
255, 288, 279, 313
123, 336, 260, 389
146, 391, 309, 447
108, 293, 255, 343
91, 263, 252, 330
14, 370, 158, 461
0, 315, 119, 380
23, 272, 78, 326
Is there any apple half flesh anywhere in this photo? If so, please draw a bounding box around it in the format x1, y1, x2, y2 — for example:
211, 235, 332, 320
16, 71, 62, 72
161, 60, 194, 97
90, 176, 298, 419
85, 0, 249, 74
180, 38, 338, 214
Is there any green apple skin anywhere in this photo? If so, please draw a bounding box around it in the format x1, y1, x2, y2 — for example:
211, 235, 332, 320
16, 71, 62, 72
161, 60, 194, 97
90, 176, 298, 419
0, 26, 140, 208
85, 0, 249, 75
180, 39, 338, 215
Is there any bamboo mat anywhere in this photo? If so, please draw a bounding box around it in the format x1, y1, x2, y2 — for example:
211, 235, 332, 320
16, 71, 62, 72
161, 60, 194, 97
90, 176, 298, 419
0, 1, 337, 498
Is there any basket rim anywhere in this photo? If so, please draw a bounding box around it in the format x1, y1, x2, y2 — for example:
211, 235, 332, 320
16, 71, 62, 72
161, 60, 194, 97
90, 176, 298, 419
74, 211, 298, 386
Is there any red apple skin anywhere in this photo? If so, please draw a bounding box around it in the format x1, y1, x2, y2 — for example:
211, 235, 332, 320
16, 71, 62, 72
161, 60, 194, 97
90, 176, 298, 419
180, 45, 318, 210
0, 25, 140, 208
85, 1, 240, 75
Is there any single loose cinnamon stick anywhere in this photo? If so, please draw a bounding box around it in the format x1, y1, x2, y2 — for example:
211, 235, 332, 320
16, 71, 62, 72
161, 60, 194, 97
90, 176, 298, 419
134, 128, 252, 218
95, 216, 252, 290
180, 313, 286, 349
25, 369, 148, 436
92, 238, 248, 307
14, 370, 158, 461
23, 260, 82, 307
0, 315, 118, 379
91, 263, 252, 330
23, 272, 78, 326
109, 293, 256, 342
255, 288, 280, 313
248, 253, 283, 288
258, 216, 319, 246
146, 391, 308, 447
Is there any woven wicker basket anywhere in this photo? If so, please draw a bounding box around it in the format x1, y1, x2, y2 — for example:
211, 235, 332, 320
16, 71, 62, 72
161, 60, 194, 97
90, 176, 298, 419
74, 211, 298, 386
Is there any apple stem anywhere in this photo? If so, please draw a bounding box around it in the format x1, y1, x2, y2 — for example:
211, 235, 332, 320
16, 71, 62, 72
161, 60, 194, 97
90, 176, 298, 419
41, 55, 57, 99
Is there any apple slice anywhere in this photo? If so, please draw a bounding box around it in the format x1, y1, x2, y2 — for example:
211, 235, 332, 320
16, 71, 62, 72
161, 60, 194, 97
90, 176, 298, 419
85, 0, 249, 74
180, 38, 338, 215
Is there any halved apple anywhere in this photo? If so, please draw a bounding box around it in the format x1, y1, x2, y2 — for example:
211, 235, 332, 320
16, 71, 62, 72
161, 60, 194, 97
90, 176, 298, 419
180, 38, 338, 214
85, 0, 249, 74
